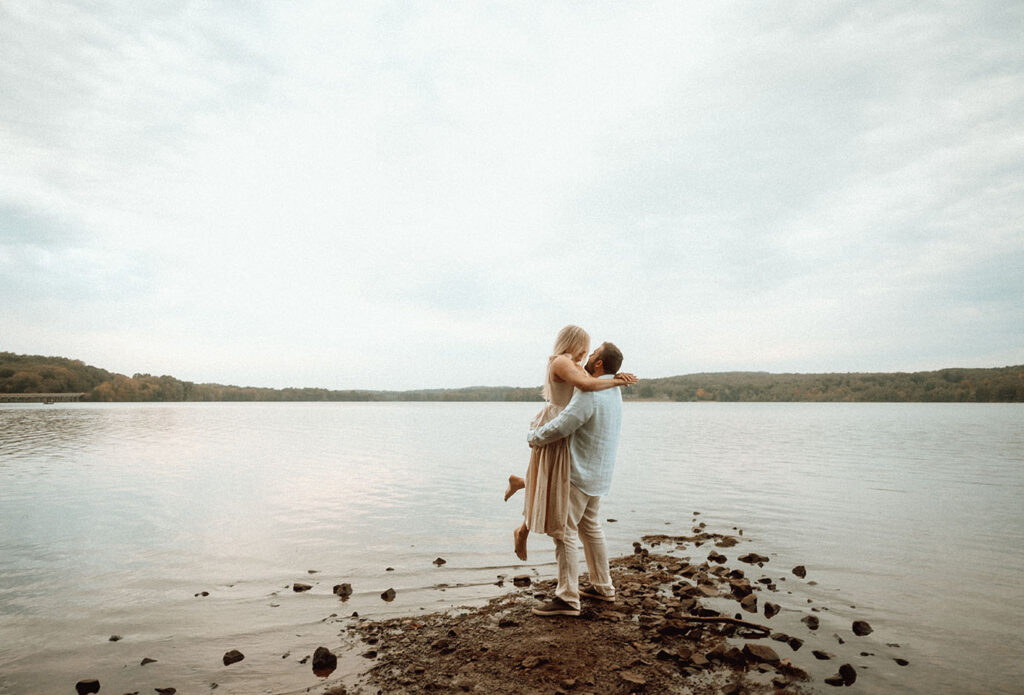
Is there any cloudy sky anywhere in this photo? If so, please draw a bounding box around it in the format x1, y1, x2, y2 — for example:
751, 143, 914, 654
2, 1, 1022, 390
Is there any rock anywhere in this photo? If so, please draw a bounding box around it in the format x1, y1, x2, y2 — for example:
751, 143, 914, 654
801, 615, 820, 630
839, 664, 857, 685
655, 648, 676, 661
894, 657, 910, 666
690, 653, 709, 667
792, 565, 807, 578
707, 551, 727, 564
433, 557, 446, 566
788, 637, 805, 651
825, 674, 846, 686
195, 591, 209, 597
740, 594, 757, 613
108, 635, 122, 642
361, 650, 377, 659
607, 518, 617, 522
385, 567, 394, 572
770, 632, 790, 642
813, 650, 835, 660
141, 658, 157, 666
716, 536, 739, 548
293, 583, 313, 592
512, 574, 531, 587
742, 644, 780, 663
381, 588, 396, 601
75, 680, 100, 695
738, 553, 770, 564
155, 689, 176, 695
223, 649, 245, 666
312, 646, 338, 672
833, 632, 846, 644
333, 583, 353, 598
619, 669, 646, 688
764, 602, 781, 619
852, 620, 873, 636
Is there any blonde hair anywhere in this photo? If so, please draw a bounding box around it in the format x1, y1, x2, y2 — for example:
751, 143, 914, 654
543, 325, 590, 401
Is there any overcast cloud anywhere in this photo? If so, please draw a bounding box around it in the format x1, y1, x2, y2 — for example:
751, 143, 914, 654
1, 1, 1022, 390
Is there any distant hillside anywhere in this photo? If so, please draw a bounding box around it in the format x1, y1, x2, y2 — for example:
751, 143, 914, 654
1, 351, 1022, 402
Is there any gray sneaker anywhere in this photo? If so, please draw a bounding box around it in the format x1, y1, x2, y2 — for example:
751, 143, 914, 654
531, 597, 581, 617
579, 584, 616, 602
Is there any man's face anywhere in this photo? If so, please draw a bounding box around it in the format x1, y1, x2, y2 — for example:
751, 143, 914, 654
584, 346, 603, 375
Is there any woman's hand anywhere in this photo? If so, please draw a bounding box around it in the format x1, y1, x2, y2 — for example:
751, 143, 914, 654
615, 372, 638, 386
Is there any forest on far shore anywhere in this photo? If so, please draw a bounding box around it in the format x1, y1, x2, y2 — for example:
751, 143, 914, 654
1, 351, 1022, 403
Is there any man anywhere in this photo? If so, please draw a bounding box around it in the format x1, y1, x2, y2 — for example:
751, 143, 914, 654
527, 341, 625, 617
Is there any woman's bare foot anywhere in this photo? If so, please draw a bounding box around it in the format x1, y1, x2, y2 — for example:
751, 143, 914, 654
513, 524, 529, 561
504, 474, 525, 502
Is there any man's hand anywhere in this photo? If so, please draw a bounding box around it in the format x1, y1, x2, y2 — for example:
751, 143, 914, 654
615, 372, 639, 386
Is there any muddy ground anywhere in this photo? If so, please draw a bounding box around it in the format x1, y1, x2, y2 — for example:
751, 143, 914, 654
322, 528, 867, 694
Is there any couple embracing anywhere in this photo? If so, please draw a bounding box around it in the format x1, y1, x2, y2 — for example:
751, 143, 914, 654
505, 325, 637, 617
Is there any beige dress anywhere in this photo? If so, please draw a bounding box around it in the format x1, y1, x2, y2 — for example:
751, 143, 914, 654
522, 357, 575, 534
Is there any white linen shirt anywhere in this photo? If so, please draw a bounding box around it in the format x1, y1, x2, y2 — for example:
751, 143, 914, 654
527, 375, 622, 496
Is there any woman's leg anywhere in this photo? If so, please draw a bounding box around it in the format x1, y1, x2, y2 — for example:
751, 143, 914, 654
513, 522, 529, 561
504, 474, 525, 501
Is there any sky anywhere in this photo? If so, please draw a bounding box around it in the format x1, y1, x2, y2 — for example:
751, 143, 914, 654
1, 1, 1022, 390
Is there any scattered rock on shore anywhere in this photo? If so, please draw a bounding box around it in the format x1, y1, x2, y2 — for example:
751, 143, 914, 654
792, 565, 807, 578
75, 679, 100, 695
333, 583, 353, 598
312, 646, 337, 674
381, 588, 396, 601
433, 557, 446, 566
293, 583, 312, 592
852, 619, 873, 636
223, 649, 245, 666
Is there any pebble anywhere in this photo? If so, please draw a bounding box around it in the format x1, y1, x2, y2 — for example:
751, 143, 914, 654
813, 650, 835, 660
433, 557, 446, 566
312, 646, 338, 672
512, 574, 531, 587
801, 615, 820, 630
108, 635, 122, 642
293, 583, 313, 592
381, 588, 396, 601
852, 620, 873, 636
75, 680, 100, 695
333, 583, 353, 598
792, 565, 807, 578
223, 649, 245, 666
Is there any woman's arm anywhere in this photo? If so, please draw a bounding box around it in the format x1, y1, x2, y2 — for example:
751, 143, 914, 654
550, 355, 638, 391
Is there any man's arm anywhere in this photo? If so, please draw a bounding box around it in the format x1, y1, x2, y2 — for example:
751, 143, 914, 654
528, 389, 595, 448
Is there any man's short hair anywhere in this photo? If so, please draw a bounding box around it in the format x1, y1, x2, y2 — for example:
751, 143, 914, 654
598, 342, 623, 374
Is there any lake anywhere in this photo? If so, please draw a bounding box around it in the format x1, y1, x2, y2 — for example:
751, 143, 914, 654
1, 402, 1021, 694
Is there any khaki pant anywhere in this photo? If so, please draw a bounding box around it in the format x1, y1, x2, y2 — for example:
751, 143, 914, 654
548, 484, 615, 610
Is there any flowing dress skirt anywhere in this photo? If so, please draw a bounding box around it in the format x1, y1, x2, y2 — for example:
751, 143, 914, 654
522, 402, 571, 535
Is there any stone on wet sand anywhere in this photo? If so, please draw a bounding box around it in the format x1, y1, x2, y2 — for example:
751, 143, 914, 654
512, 574, 532, 587
381, 588, 396, 601
739, 594, 757, 613
223, 649, 245, 666
792, 565, 807, 578
312, 646, 338, 672
333, 583, 353, 598
293, 583, 313, 592
801, 615, 820, 630
813, 649, 835, 660
75, 679, 100, 695
742, 643, 780, 664
764, 602, 781, 619
738, 553, 770, 565
433, 557, 446, 566
839, 664, 857, 685
852, 620, 873, 636
141, 658, 157, 666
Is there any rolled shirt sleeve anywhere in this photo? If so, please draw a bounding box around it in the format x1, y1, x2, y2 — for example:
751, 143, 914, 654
527, 389, 595, 448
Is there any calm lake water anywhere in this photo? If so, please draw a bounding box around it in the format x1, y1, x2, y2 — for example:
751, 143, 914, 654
1, 402, 1021, 694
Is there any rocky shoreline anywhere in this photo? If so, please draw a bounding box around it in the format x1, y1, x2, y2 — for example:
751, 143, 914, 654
74, 522, 909, 695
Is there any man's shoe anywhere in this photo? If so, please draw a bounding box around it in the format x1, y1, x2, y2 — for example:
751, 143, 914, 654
531, 597, 580, 617
579, 583, 616, 602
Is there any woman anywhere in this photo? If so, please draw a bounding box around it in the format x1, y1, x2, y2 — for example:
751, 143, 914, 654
506, 325, 636, 561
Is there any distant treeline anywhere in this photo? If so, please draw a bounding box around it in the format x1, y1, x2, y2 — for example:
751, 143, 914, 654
1, 351, 1022, 403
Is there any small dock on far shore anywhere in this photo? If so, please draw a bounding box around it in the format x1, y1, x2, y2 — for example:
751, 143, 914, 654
0, 393, 86, 404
